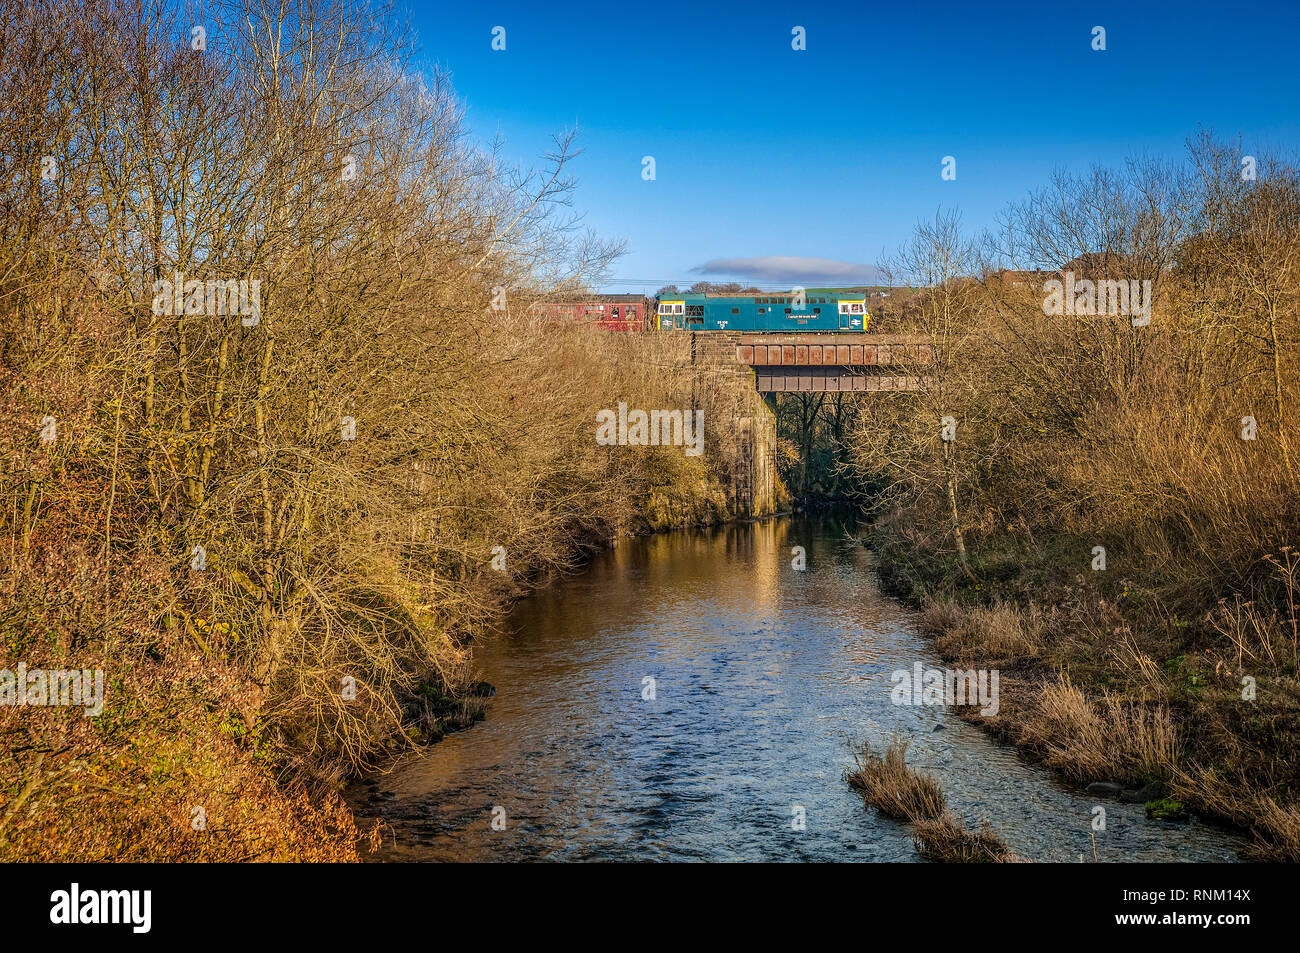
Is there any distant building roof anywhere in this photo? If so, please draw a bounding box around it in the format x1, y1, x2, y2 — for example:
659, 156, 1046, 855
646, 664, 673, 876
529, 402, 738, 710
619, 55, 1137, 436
533, 293, 646, 303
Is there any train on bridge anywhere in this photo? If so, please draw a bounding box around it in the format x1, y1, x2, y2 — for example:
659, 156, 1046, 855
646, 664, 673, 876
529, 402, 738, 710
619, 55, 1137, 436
530, 291, 871, 333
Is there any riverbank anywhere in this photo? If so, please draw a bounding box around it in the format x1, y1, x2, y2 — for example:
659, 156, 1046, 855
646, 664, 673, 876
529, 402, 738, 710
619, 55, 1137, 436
1, 0, 803, 859
834, 138, 1300, 862
2, 314, 786, 862
1, 361, 779, 861
867, 506, 1300, 861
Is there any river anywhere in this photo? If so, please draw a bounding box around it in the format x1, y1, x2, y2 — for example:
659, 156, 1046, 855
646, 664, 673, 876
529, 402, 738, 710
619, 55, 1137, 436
352, 514, 1244, 862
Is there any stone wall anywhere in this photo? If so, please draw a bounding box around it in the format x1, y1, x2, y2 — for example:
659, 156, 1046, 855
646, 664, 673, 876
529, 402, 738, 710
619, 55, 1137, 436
687, 331, 782, 518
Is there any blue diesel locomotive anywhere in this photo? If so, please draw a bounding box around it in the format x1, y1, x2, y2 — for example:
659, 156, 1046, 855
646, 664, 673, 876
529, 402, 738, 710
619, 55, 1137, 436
654, 290, 870, 332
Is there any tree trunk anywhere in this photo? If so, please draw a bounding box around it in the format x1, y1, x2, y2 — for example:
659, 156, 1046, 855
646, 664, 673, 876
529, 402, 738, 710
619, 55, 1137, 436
1268, 304, 1295, 484
944, 440, 974, 580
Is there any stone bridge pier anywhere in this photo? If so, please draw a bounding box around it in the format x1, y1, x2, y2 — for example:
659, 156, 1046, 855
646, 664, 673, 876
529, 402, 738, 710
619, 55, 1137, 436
687, 330, 933, 515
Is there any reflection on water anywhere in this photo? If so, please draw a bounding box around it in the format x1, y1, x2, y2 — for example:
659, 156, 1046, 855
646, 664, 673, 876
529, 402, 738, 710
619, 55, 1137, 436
353, 515, 1244, 862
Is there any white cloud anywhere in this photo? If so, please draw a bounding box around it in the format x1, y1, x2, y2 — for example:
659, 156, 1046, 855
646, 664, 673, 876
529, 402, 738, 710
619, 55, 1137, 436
691, 256, 880, 286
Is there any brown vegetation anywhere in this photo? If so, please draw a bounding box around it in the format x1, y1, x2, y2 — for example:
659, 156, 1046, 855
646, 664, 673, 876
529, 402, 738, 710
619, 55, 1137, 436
912, 813, 1012, 863
851, 135, 1300, 859
847, 739, 1014, 862
847, 738, 946, 821
0, 0, 764, 859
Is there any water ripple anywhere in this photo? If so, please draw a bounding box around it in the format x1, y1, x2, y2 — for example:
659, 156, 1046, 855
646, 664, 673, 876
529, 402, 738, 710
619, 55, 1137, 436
353, 515, 1245, 863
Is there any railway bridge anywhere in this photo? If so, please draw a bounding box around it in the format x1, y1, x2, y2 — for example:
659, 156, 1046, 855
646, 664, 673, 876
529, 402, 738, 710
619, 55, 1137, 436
689, 331, 932, 393
673, 330, 932, 519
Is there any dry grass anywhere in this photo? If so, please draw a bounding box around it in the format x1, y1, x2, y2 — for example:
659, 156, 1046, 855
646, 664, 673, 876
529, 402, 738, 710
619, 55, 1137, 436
1171, 769, 1300, 862
1017, 678, 1180, 787
913, 812, 1012, 863
847, 739, 947, 820
881, 500, 1300, 858
903, 563, 1300, 858
932, 601, 1043, 664
1209, 574, 1300, 675
846, 739, 1015, 862
920, 598, 963, 633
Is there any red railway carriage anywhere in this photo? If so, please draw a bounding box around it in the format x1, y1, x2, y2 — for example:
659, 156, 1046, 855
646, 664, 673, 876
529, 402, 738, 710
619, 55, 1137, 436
530, 293, 648, 331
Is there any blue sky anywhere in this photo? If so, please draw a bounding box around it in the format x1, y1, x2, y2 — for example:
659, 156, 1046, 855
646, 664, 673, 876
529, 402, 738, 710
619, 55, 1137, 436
403, 0, 1300, 292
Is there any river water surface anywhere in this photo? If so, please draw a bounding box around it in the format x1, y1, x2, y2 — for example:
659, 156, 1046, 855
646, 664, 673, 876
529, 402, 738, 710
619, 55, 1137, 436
354, 515, 1244, 862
